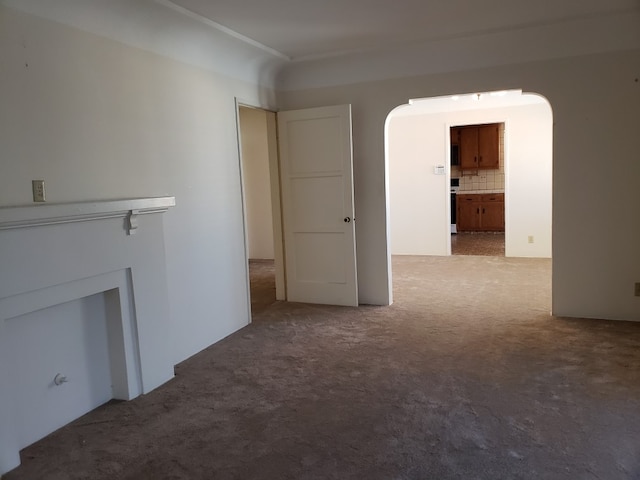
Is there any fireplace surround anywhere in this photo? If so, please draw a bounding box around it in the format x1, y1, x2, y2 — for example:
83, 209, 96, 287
0, 197, 175, 474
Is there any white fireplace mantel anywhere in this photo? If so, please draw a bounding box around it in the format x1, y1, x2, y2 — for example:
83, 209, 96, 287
0, 196, 176, 235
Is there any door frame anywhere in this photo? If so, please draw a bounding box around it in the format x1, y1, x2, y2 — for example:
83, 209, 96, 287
447, 119, 510, 255
235, 98, 286, 320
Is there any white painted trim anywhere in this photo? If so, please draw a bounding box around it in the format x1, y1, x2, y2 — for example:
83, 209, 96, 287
0, 269, 143, 400
154, 0, 290, 61
265, 110, 287, 301
235, 99, 255, 325
0, 197, 176, 231
236, 100, 287, 305
445, 121, 453, 256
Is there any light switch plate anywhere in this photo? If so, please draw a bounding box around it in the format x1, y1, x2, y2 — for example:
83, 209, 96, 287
32, 180, 46, 202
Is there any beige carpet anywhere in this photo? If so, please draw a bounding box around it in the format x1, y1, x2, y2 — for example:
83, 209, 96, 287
451, 232, 505, 256
5, 256, 640, 480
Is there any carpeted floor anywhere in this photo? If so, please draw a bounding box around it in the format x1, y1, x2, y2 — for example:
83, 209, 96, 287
451, 232, 505, 256
5, 256, 640, 480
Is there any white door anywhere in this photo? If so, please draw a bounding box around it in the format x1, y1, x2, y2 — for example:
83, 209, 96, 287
277, 105, 358, 306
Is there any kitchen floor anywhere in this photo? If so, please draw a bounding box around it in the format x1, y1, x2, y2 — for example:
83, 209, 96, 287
451, 232, 505, 256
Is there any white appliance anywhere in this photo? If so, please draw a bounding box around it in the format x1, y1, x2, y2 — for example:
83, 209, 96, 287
451, 179, 459, 234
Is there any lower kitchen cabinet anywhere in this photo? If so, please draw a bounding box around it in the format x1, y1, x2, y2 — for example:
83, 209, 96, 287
457, 198, 481, 231
457, 193, 504, 232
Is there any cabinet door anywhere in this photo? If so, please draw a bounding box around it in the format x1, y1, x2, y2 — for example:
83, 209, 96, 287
450, 127, 460, 146
459, 127, 479, 169
480, 201, 504, 231
478, 124, 499, 169
457, 196, 481, 231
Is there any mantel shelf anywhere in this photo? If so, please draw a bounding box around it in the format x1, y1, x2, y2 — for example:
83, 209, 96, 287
0, 197, 176, 232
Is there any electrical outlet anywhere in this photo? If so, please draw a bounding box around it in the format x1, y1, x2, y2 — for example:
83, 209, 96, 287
635, 283, 640, 297
527, 235, 534, 244
32, 180, 46, 202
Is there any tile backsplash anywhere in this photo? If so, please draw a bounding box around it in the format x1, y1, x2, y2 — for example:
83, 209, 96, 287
453, 167, 505, 191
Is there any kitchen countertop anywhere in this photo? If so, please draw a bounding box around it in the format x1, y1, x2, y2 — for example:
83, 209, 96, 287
457, 190, 504, 194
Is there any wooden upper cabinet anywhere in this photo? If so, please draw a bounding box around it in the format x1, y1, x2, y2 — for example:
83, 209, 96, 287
458, 123, 500, 170
450, 127, 460, 146
459, 127, 479, 169
477, 124, 499, 169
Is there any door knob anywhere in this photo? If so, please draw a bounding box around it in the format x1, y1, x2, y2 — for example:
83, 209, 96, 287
344, 217, 351, 223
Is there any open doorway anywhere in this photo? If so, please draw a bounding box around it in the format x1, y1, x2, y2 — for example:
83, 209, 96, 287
237, 104, 285, 316
386, 90, 552, 260
450, 122, 506, 256
238, 102, 359, 311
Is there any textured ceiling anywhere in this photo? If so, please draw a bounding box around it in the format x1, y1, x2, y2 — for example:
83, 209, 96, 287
167, 0, 639, 60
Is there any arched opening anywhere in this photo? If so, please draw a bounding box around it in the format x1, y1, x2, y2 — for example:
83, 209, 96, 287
384, 89, 553, 289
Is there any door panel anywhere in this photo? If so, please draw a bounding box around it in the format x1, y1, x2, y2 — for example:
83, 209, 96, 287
458, 200, 480, 231
481, 202, 504, 231
459, 127, 479, 169
277, 105, 358, 306
478, 124, 499, 169
293, 233, 347, 283
290, 176, 345, 228
287, 118, 344, 173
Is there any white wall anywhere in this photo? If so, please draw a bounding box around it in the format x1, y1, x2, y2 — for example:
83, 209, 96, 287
504, 102, 553, 257
279, 48, 640, 321
1, 0, 286, 88
388, 114, 451, 256
0, 6, 275, 364
239, 107, 275, 259
388, 98, 553, 258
